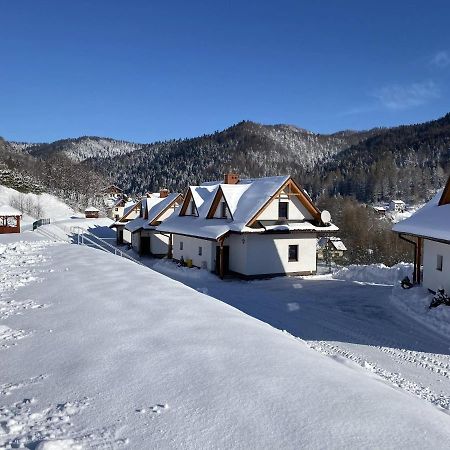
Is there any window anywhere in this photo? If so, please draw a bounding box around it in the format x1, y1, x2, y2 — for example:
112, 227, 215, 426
198, 246, 202, 256
221, 202, 227, 218
437, 254, 443, 271
190, 201, 196, 215
115, 207, 119, 212
180, 241, 183, 251
279, 202, 289, 219
288, 245, 298, 262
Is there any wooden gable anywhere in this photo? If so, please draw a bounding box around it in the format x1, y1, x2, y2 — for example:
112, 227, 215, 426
439, 176, 450, 206
247, 177, 321, 227
206, 186, 233, 219
150, 194, 184, 225
179, 188, 198, 216
117, 202, 140, 223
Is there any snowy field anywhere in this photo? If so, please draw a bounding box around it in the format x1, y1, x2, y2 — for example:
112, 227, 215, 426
2, 230, 450, 448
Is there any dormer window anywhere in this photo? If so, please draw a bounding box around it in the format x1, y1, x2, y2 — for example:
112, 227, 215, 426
221, 202, 227, 218
278, 202, 289, 220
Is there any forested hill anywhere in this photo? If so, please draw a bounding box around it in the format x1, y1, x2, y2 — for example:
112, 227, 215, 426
84, 121, 379, 195
4, 113, 450, 204
304, 113, 450, 203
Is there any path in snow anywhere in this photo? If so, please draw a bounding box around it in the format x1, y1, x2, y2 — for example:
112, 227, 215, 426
149, 260, 450, 412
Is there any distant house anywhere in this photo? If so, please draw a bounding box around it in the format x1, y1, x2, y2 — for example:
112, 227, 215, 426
102, 185, 123, 196
110, 200, 141, 244
392, 176, 450, 293
125, 190, 183, 256
108, 196, 135, 221
317, 237, 347, 260
157, 174, 338, 278
389, 200, 406, 213
0, 204, 22, 234
85, 207, 100, 219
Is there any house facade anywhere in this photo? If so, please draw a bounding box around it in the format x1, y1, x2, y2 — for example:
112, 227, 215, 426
393, 176, 450, 293
108, 196, 135, 221
110, 201, 141, 244
157, 174, 338, 278
389, 200, 406, 213
125, 190, 183, 256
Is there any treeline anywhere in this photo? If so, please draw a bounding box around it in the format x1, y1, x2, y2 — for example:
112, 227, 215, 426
0, 137, 107, 209
302, 113, 450, 203
317, 196, 413, 265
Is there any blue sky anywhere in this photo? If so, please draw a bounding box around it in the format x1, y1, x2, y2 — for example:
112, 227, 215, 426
1, 0, 449, 142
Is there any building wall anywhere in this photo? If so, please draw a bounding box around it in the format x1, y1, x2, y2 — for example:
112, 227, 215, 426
172, 235, 215, 270
423, 239, 450, 293
226, 234, 247, 274
256, 193, 313, 221
150, 232, 169, 255
241, 233, 317, 276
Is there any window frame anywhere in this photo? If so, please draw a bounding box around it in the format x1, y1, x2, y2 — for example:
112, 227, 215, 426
198, 246, 202, 256
278, 201, 289, 220
179, 241, 183, 251
221, 202, 227, 218
288, 244, 298, 262
437, 254, 443, 271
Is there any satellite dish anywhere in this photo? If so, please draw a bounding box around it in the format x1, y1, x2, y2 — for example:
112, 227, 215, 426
321, 210, 331, 225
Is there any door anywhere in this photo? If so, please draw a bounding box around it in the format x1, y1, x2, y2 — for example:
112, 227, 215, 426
140, 236, 150, 256
215, 246, 230, 276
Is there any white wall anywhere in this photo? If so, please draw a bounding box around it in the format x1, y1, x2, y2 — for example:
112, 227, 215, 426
123, 229, 131, 244
242, 233, 317, 276
150, 232, 169, 255
256, 192, 313, 221
172, 235, 215, 270
423, 239, 450, 293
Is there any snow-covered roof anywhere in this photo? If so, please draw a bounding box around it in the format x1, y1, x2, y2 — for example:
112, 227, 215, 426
373, 206, 387, 212
391, 200, 405, 204
85, 206, 100, 212
125, 193, 181, 233
158, 176, 336, 240
0, 204, 22, 216
392, 190, 450, 242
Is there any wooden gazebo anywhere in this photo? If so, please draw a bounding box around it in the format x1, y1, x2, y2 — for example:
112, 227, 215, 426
0, 204, 22, 234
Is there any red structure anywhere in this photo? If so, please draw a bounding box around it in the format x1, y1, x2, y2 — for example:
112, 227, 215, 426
0, 205, 22, 234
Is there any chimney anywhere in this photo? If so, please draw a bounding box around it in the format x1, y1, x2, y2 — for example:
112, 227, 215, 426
160, 188, 169, 199
224, 173, 239, 184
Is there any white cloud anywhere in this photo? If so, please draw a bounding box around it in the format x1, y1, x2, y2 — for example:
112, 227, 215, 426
431, 50, 450, 68
373, 80, 440, 110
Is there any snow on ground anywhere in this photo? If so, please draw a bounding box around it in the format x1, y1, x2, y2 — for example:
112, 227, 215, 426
0, 185, 76, 221
391, 285, 450, 339
332, 262, 413, 285
147, 258, 450, 415
3, 234, 450, 448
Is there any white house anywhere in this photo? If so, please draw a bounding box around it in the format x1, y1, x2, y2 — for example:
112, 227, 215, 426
393, 176, 450, 293
108, 196, 135, 221
157, 174, 338, 278
110, 201, 141, 244
125, 190, 183, 256
389, 199, 406, 213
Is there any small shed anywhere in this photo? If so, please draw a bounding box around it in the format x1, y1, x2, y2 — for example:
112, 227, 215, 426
389, 200, 406, 213
85, 206, 100, 219
0, 204, 22, 234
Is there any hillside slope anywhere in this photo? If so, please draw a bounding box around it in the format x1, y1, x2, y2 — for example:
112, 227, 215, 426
2, 234, 450, 448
